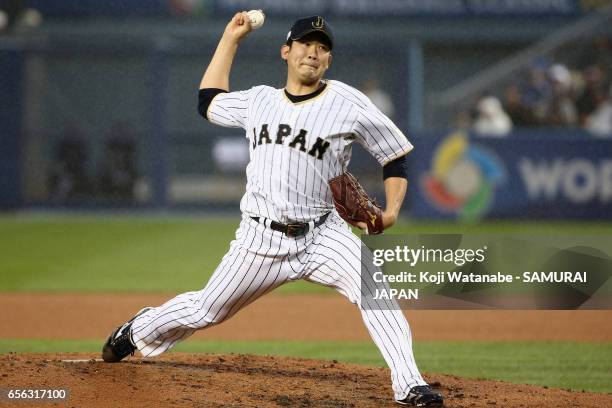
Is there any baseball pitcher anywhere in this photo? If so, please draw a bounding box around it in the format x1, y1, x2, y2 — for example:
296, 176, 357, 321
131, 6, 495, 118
102, 12, 444, 407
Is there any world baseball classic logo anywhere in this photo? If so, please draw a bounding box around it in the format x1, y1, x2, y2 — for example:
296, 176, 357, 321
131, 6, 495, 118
420, 131, 505, 220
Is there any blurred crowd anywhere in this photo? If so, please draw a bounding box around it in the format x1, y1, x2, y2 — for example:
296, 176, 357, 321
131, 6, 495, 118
0, 0, 41, 35
466, 37, 612, 137
48, 122, 138, 202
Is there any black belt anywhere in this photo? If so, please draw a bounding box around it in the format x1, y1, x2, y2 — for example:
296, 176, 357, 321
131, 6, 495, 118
251, 212, 330, 237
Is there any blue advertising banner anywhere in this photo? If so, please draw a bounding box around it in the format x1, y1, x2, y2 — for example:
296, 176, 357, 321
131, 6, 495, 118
215, 0, 582, 16
410, 130, 612, 220
27, 1, 170, 17
26, 0, 604, 18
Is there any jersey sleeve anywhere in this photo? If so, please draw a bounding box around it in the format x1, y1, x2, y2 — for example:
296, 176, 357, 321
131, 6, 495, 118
353, 102, 413, 166
206, 88, 251, 129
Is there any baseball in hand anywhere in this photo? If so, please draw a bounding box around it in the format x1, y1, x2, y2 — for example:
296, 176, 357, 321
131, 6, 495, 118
247, 9, 265, 29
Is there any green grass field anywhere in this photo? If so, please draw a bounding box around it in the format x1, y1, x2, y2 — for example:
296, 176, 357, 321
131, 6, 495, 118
2, 214, 611, 293
1, 214, 611, 393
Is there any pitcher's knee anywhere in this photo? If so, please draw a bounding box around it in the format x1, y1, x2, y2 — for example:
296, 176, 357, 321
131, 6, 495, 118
184, 305, 233, 329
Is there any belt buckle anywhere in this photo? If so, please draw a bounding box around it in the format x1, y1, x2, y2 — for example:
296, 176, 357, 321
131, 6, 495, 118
286, 223, 307, 237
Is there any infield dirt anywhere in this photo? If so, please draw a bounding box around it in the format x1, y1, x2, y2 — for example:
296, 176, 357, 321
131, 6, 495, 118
1, 293, 611, 408
2, 293, 611, 341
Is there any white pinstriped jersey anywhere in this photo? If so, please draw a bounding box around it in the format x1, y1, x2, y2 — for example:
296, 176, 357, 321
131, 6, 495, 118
207, 79, 413, 223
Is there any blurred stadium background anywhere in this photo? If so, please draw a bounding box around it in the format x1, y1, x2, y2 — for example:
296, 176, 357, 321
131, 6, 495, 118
1, 0, 612, 220
2, 1, 612, 397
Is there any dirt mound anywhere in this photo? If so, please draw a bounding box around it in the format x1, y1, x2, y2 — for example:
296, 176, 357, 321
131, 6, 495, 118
1, 353, 610, 408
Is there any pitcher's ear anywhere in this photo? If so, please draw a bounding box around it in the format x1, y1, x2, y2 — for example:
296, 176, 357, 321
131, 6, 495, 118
281, 44, 290, 60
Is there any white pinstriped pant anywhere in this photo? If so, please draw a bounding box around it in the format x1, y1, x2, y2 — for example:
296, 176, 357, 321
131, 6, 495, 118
131, 212, 425, 400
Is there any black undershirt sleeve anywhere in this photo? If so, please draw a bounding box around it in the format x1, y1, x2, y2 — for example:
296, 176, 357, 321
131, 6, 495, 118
198, 88, 228, 120
382, 155, 408, 180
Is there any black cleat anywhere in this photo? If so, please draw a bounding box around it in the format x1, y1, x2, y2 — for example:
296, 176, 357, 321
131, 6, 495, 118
101, 307, 152, 363
396, 385, 444, 407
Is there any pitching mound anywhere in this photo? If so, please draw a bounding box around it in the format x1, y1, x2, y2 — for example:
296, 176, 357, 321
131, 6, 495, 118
2, 353, 611, 408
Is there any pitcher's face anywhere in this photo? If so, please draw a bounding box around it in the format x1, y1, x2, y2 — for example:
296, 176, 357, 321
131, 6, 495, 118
282, 34, 332, 85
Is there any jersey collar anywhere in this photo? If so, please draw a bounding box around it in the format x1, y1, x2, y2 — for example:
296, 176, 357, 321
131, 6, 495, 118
284, 82, 328, 104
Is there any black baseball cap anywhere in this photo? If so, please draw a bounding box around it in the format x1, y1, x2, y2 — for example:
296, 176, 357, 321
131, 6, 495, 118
286, 16, 334, 50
